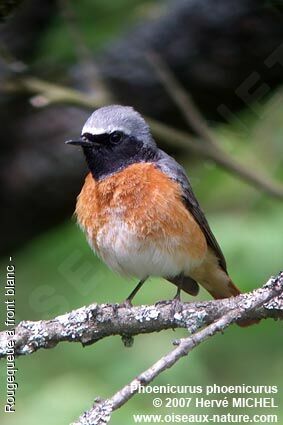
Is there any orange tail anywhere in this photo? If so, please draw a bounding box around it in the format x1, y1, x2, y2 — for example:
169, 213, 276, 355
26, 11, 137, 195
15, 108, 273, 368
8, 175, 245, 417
212, 273, 260, 328
190, 254, 260, 327
204, 276, 260, 327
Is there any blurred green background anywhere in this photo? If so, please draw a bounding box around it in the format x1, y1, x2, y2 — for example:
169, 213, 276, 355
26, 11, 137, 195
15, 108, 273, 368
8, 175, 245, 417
0, 1, 282, 424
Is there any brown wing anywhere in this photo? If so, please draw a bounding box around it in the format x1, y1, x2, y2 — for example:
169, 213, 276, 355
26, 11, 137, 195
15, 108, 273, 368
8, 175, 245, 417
155, 150, 227, 273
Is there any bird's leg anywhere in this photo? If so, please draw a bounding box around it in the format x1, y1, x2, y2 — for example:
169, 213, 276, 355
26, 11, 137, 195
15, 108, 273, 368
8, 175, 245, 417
173, 272, 185, 302
170, 285, 182, 318
123, 278, 147, 307
173, 286, 181, 301
172, 275, 183, 312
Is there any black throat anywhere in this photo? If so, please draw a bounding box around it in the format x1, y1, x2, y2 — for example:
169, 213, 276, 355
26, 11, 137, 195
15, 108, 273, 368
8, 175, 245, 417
82, 136, 158, 181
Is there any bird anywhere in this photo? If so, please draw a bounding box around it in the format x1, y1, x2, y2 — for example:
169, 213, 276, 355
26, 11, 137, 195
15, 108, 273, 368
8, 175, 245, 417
66, 105, 255, 326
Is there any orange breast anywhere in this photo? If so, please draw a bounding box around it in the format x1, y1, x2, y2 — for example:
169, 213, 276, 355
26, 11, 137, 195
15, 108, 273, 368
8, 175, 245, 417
75, 163, 207, 261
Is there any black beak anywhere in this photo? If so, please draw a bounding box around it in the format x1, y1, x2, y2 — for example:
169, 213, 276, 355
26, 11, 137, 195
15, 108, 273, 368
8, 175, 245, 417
65, 138, 93, 147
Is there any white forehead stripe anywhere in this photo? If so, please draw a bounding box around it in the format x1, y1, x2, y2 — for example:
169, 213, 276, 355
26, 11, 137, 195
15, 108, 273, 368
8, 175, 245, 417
80, 105, 156, 147
82, 123, 131, 136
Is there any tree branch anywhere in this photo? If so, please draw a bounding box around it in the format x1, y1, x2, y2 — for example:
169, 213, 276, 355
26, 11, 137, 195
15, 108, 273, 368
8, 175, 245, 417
70, 272, 283, 425
0, 274, 281, 424
2, 75, 283, 199
147, 51, 219, 148
0, 274, 282, 359
147, 51, 283, 199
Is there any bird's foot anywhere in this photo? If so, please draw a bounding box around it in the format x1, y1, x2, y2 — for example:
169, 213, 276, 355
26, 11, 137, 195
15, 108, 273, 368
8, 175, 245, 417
119, 298, 133, 309
171, 287, 182, 312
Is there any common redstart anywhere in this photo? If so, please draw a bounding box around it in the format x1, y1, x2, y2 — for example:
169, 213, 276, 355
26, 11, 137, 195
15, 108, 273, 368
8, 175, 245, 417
66, 105, 255, 325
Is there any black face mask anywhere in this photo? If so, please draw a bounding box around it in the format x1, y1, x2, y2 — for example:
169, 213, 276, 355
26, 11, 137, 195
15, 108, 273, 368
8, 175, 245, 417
70, 132, 158, 180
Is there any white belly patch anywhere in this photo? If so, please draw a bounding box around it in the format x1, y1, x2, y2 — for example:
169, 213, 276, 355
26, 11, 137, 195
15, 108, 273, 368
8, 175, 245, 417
91, 217, 202, 279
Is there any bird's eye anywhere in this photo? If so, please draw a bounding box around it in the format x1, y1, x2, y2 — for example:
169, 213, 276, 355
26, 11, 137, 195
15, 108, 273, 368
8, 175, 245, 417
109, 131, 123, 144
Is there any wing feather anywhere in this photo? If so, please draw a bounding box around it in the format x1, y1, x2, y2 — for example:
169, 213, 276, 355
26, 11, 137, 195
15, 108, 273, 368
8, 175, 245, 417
155, 149, 227, 273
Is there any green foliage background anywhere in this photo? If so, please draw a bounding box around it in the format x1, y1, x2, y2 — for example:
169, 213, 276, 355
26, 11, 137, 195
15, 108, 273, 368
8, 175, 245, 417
0, 1, 282, 424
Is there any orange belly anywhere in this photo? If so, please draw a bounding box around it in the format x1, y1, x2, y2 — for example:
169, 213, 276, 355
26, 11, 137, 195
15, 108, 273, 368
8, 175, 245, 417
75, 163, 207, 278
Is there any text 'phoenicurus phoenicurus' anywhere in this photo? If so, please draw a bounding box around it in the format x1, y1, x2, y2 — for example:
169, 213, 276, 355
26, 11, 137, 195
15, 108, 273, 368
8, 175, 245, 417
66, 105, 257, 326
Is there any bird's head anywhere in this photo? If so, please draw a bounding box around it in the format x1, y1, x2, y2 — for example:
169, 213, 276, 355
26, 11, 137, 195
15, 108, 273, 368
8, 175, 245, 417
66, 105, 157, 180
